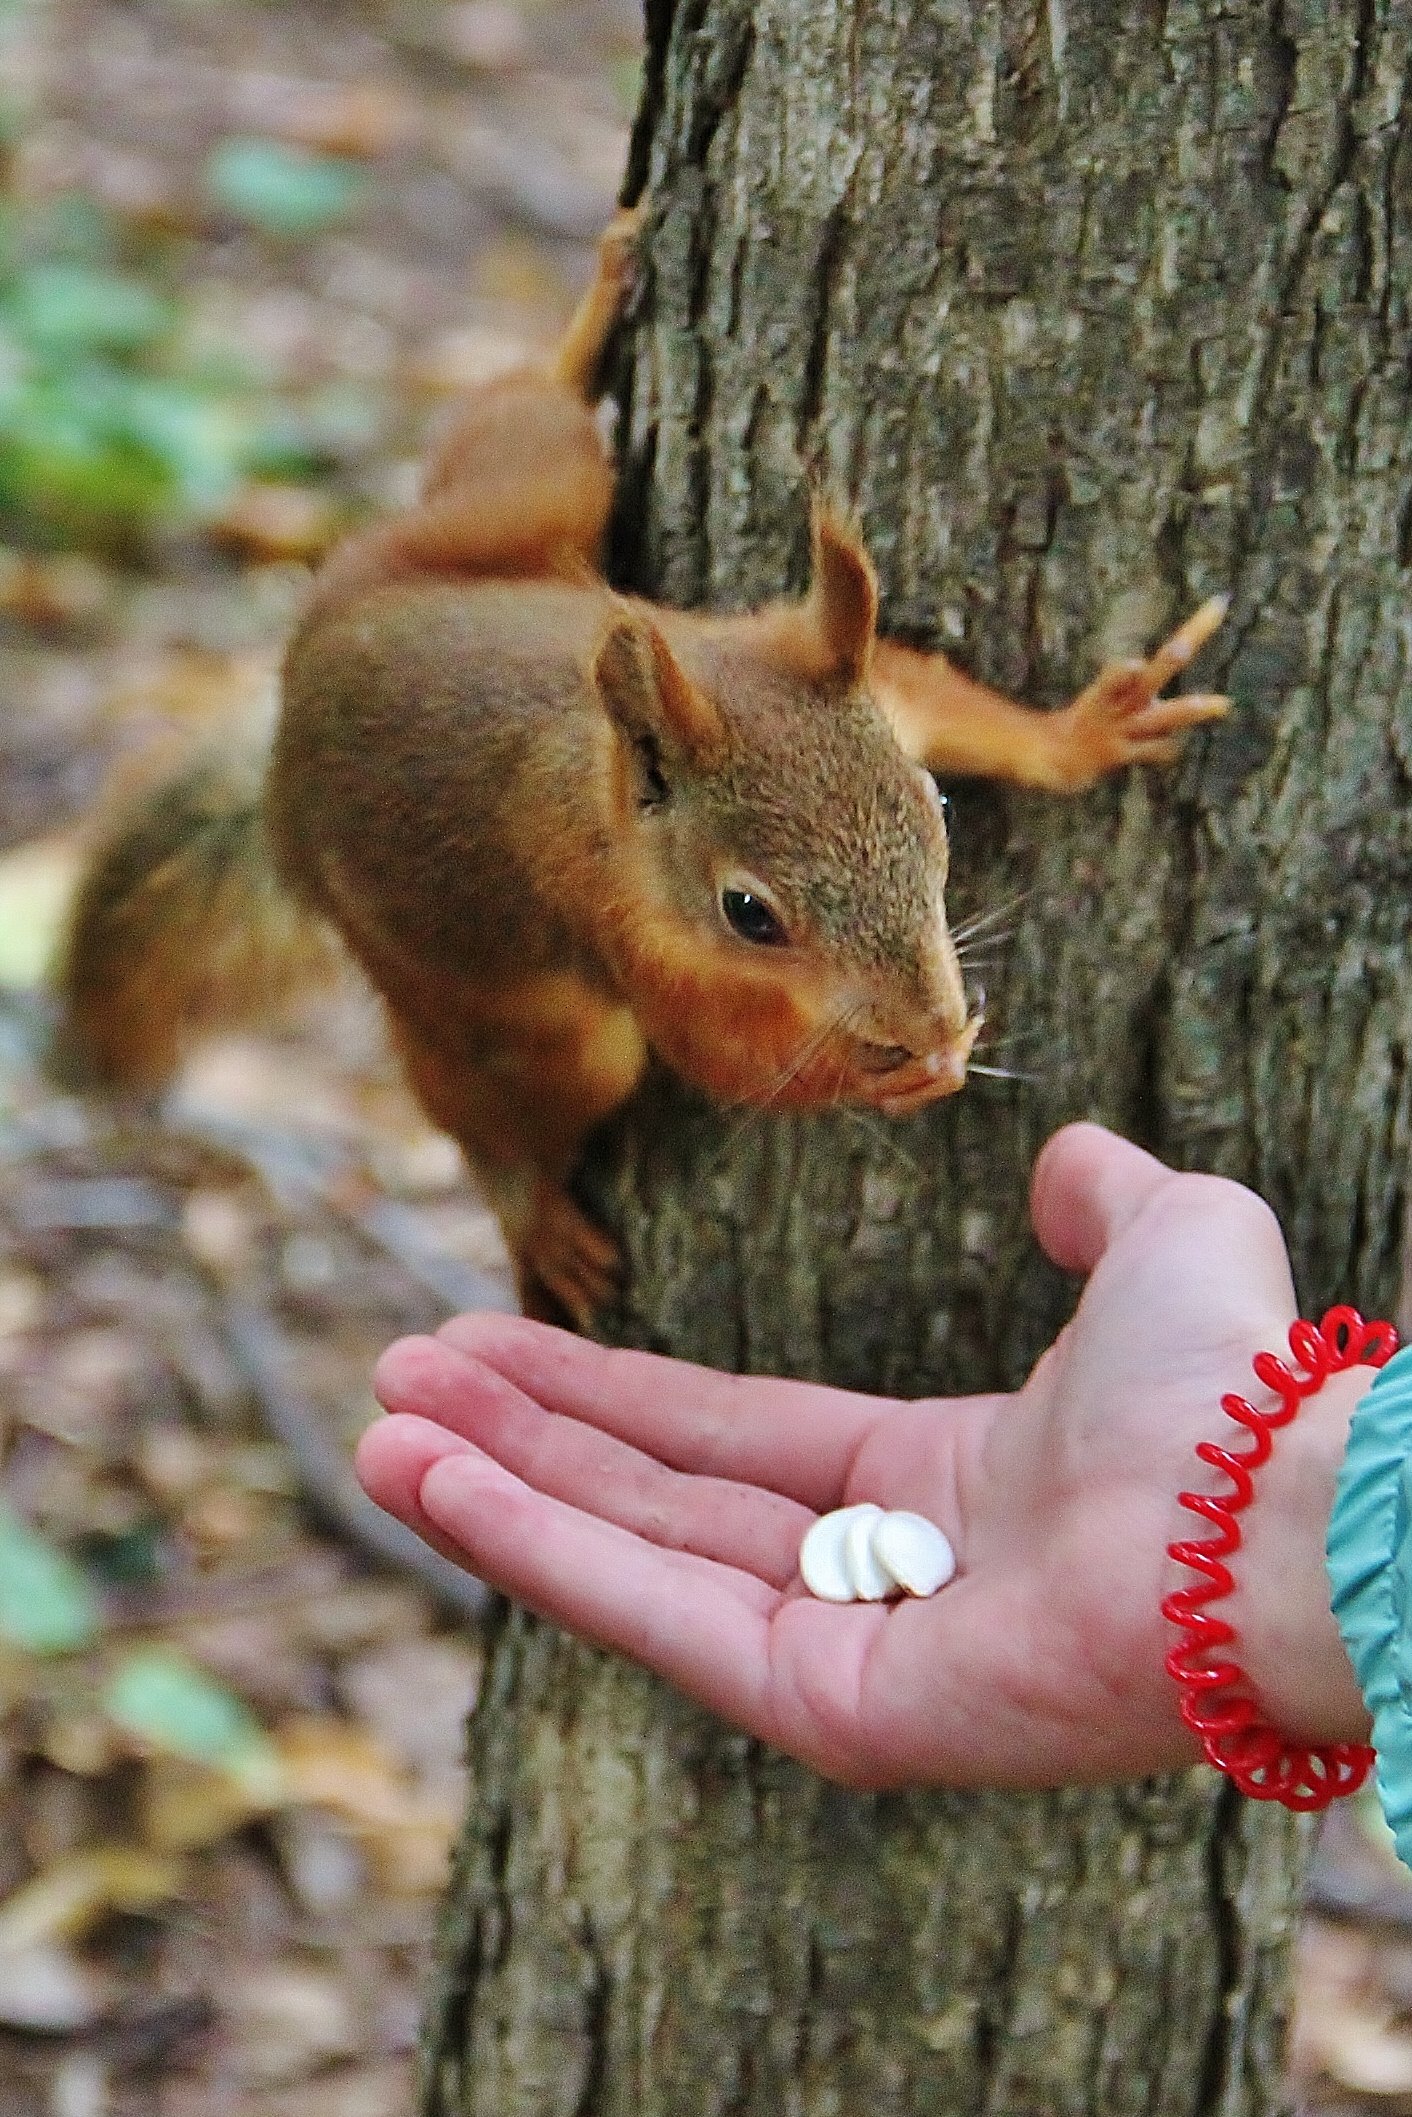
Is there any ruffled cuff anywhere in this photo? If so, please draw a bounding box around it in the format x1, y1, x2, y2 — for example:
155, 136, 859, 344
1328, 1346, 1412, 1868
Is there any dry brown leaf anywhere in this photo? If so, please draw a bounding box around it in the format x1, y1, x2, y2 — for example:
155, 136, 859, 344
235, 2058, 414, 2117
211, 1961, 361, 2084
208, 483, 342, 565
140, 1757, 279, 1852
0, 1846, 190, 1949
337, 1635, 480, 1788
273, 1717, 459, 1893
0, 552, 112, 631
270, 1807, 369, 1914
399, 322, 532, 398
95, 646, 278, 741
0, 834, 84, 991
260, 81, 419, 161
39, 1712, 120, 1781
440, 2, 535, 73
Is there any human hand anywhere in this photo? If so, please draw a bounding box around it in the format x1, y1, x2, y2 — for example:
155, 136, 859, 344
356, 1123, 1373, 1789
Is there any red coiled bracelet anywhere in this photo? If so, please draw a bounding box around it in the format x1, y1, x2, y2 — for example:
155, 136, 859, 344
1161, 1305, 1399, 1810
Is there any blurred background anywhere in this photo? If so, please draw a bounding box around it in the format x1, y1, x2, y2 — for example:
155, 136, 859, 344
0, 4, 1408, 2112
0, 3, 634, 2110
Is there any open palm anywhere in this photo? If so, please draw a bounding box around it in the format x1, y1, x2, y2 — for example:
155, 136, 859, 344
358, 1124, 1367, 1788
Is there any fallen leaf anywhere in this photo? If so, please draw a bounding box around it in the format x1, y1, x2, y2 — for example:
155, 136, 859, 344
270, 1807, 369, 1914
104, 1646, 283, 1800
0, 1846, 189, 1950
0, 1937, 107, 2032
215, 1962, 361, 2083
207, 480, 341, 563
273, 1717, 459, 1893
0, 550, 112, 630
0, 836, 81, 990
338, 1635, 480, 1787
265, 83, 418, 161
439, 2, 535, 73
0, 1504, 101, 1655
205, 137, 368, 240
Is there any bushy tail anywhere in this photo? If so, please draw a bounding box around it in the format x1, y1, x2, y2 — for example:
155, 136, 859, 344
54, 743, 342, 1094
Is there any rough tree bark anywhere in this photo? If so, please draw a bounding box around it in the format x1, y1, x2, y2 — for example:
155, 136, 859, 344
421, 3, 1412, 2111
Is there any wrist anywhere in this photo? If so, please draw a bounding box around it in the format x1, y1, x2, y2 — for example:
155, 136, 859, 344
1230, 1365, 1372, 1744
1162, 1306, 1396, 1809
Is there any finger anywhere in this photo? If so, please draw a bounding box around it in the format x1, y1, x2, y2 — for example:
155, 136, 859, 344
355, 1411, 506, 1577
1030, 1122, 1295, 1318
374, 1335, 814, 1585
1142, 594, 1230, 690
1029, 1122, 1175, 1274
373, 1413, 940, 1786
415, 1444, 789, 1727
1126, 736, 1181, 767
411, 1313, 897, 1508
1122, 693, 1229, 738
358, 1409, 790, 1710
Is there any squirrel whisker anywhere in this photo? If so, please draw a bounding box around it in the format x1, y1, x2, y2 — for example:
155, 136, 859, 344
715, 1000, 866, 1159
950, 891, 1033, 946
837, 1106, 923, 1179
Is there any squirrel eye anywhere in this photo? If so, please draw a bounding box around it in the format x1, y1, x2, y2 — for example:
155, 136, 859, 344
721, 888, 787, 947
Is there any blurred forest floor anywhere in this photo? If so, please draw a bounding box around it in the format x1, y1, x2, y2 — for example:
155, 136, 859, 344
0, 2, 1410, 2113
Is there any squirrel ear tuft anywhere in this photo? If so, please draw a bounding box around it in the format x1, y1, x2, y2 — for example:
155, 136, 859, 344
806, 505, 879, 686
591, 610, 725, 763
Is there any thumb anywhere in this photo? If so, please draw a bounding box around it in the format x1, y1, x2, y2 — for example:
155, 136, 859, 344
1030, 1121, 1175, 1275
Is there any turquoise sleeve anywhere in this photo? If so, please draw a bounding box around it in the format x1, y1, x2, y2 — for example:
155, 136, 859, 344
1327, 1346, 1412, 1869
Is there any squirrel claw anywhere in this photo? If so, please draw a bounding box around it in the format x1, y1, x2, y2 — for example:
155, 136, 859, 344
1049, 594, 1231, 791
598, 203, 645, 280
518, 1181, 622, 1331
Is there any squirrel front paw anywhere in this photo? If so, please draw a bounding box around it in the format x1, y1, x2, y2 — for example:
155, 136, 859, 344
597, 203, 645, 294
517, 1179, 622, 1331
1046, 595, 1230, 792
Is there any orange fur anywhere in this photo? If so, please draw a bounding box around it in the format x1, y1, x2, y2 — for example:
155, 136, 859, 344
57, 207, 1227, 1326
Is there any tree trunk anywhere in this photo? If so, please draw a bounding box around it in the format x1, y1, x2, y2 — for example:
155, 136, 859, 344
421, 2, 1412, 2110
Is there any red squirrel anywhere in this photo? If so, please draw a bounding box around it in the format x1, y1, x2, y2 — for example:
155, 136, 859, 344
57, 208, 1228, 1325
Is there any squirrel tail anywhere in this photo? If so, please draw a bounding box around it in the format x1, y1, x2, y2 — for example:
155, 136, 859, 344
53, 743, 342, 1095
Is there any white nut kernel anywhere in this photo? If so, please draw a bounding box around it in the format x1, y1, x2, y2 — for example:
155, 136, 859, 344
871, 1510, 956, 1597
798, 1504, 883, 1603
798, 1505, 957, 1602
845, 1507, 894, 1601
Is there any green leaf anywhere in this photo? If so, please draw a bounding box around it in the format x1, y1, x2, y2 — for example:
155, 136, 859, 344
205, 137, 367, 239
105, 1647, 279, 1788
0, 1504, 101, 1654
0, 364, 258, 544
11, 194, 117, 274
10, 264, 174, 356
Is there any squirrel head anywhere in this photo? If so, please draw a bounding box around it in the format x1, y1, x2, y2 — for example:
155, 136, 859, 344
588, 521, 980, 1115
